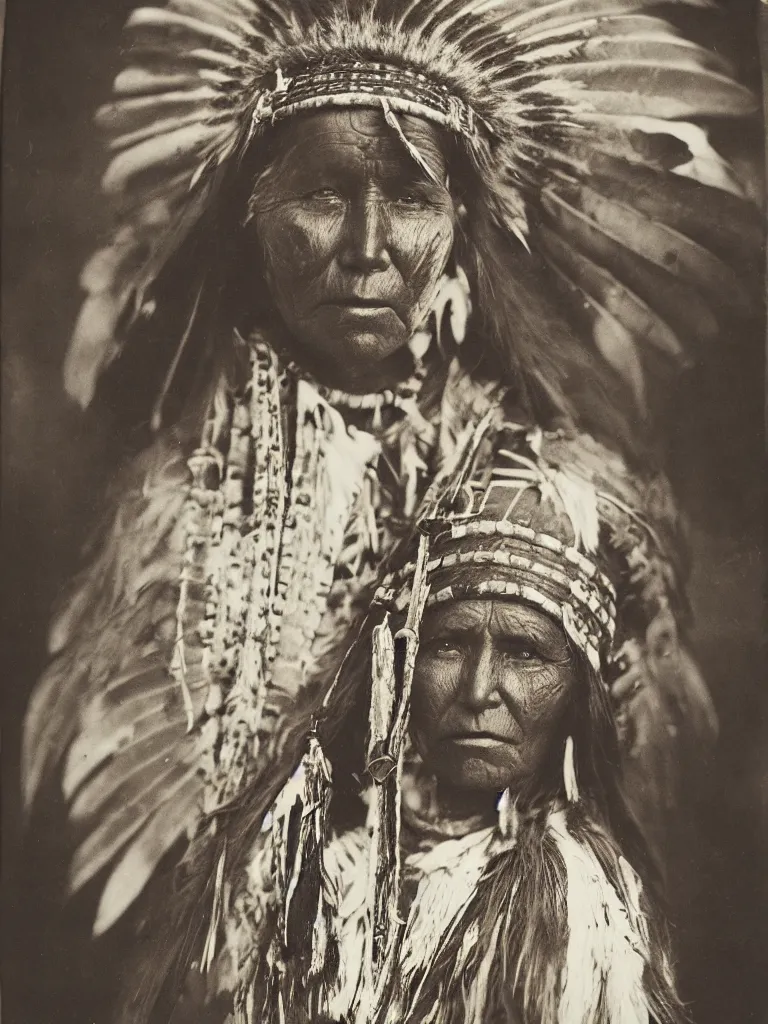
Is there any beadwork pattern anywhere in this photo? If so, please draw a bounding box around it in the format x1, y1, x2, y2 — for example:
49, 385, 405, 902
253, 59, 488, 143
372, 424, 659, 673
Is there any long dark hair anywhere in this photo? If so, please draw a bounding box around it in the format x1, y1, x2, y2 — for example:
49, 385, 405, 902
394, 639, 686, 1024
323, 612, 665, 880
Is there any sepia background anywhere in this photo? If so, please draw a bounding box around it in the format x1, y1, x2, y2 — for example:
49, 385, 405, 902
2, 1, 766, 1022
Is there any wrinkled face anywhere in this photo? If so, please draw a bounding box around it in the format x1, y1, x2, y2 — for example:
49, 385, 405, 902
250, 109, 456, 384
411, 599, 576, 793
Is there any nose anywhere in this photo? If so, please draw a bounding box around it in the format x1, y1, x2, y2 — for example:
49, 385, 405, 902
460, 635, 504, 713
339, 189, 391, 273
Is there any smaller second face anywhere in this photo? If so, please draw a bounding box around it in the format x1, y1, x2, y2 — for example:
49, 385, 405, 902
411, 599, 577, 794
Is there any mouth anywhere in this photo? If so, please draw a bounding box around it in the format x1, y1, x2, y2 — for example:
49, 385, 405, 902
314, 297, 407, 333
328, 297, 391, 307
446, 731, 516, 748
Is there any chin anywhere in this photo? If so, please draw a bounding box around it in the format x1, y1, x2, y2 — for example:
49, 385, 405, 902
298, 309, 408, 367
440, 758, 514, 793
332, 328, 405, 364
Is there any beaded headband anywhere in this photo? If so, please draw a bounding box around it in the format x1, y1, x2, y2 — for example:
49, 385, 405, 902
371, 424, 643, 673
374, 520, 615, 673
252, 59, 489, 143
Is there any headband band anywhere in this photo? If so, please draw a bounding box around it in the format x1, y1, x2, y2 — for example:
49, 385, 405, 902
374, 522, 617, 672
425, 578, 605, 671
252, 59, 489, 143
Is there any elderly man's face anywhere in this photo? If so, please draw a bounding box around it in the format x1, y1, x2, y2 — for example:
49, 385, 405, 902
251, 109, 456, 385
411, 600, 576, 793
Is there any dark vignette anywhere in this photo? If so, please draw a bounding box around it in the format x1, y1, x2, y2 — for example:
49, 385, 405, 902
1, 2, 765, 1022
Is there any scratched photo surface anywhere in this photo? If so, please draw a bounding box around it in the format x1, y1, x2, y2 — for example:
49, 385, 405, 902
2, 2, 765, 1023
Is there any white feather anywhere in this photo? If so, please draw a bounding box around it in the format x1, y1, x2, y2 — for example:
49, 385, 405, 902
549, 811, 650, 1024
550, 467, 601, 554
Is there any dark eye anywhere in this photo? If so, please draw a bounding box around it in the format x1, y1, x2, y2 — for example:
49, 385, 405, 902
302, 187, 343, 203
498, 640, 544, 664
394, 190, 432, 209
424, 637, 464, 659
